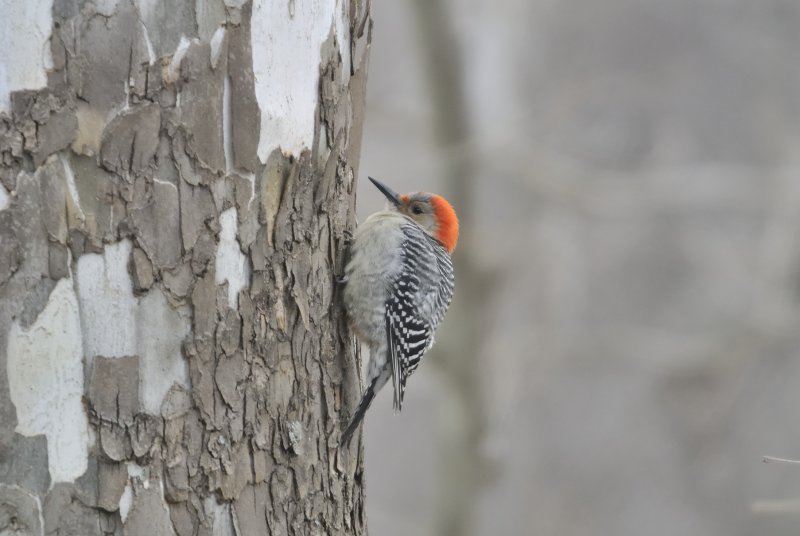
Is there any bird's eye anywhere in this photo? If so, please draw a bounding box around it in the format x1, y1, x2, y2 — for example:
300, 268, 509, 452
411, 205, 423, 215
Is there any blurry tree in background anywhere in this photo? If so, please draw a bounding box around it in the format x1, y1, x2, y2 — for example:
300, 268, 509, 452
360, 1, 800, 535
410, 1, 490, 535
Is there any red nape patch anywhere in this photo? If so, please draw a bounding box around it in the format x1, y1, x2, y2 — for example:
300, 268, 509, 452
431, 195, 459, 252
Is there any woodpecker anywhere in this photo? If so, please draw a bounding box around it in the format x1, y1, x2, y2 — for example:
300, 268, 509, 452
340, 177, 458, 446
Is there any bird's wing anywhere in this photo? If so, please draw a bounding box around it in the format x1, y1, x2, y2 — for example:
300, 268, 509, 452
384, 224, 454, 410
386, 289, 432, 411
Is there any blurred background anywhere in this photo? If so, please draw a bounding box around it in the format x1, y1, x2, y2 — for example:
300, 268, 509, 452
356, 1, 800, 535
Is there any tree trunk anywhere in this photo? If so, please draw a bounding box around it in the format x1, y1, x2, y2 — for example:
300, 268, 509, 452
0, 1, 371, 534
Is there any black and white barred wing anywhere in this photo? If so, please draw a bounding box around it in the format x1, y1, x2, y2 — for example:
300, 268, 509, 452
386, 290, 432, 411
385, 223, 455, 411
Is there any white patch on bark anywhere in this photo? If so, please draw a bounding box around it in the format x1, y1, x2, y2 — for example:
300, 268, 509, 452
210, 27, 226, 69
119, 482, 133, 522
140, 21, 156, 65
119, 463, 145, 522
76, 240, 190, 412
223, 74, 233, 172
120, 462, 175, 534
127, 461, 146, 481
6, 278, 90, 483
0, 0, 54, 113
215, 208, 250, 309
0, 183, 9, 211
250, 0, 338, 161
205, 497, 236, 536
241, 172, 255, 207
137, 289, 190, 414
152, 177, 178, 193
166, 36, 194, 84
76, 240, 138, 361
60, 154, 85, 223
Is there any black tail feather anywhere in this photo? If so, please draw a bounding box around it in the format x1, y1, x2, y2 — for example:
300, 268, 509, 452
340, 386, 376, 447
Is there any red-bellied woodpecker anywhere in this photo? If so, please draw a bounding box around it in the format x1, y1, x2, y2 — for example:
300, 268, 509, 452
340, 177, 458, 446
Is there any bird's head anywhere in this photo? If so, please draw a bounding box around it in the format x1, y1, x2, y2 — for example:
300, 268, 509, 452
368, 176, 459, 253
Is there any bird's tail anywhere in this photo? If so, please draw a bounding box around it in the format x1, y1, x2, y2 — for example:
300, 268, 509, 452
340, 385, 376, 447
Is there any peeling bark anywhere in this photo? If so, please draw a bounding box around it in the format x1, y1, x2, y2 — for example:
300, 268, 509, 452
0, 1, 371, 534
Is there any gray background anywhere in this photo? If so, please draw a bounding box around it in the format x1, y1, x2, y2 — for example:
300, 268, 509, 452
357, 1, 800, 534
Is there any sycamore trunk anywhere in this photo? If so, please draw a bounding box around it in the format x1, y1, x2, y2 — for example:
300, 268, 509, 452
0, 0, 371, 534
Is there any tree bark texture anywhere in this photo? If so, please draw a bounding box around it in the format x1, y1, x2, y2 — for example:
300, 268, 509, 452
0, 0, 371, 534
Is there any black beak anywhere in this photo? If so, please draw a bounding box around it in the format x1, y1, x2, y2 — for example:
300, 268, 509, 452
368, 177, 402, 207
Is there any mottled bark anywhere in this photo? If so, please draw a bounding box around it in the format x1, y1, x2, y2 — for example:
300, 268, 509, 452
0, 1, 371, 535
